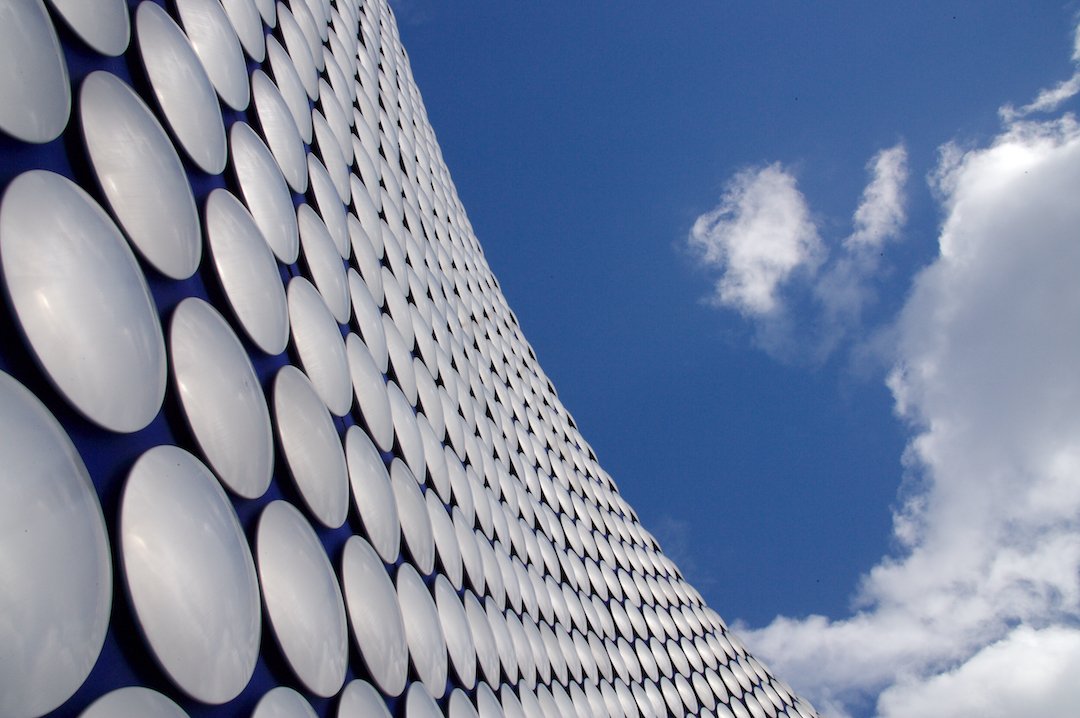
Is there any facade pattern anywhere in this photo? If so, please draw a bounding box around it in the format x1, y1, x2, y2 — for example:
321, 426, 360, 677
0, 1, 821, 717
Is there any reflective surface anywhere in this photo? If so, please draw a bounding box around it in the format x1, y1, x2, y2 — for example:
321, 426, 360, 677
396, 562, 448, 698
78, 687, 188, 718
220, 0, 264, 62
0, 170, 166, 433
251, 687, 317, 718
434, 575, 477, 689
80, 71, 201, 280
230, 121, 300, 264
276, 3, 318, 99
0, 372, 112, 718
448, 689, 480, 718
46, 0, 130, 56
347, 261, 389, 373
174, 0, 249, 111
266, 34, 312, 144
252, 69, 308, 193
391, 459, 435, 575
345, 425, 401, 563
256, 500, 348, 697
337, 680, 392, 718
346, 332, 394, 452
0, 4, 823, 716
341, 535, 410, 697
427, 490, 462, 589
404, 683, 442, 718
170, 297, 273, 499
308, 151, 350, 256
0, 0, 69, 142
135, 2, 226, 174
299, 203, 350, 324
205, 188, 289, 354
273, 365, 349, 527
287, 276, 351, 417
121, 446, 260, 704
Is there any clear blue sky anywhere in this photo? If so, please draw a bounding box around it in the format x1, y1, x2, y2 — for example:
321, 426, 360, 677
393, 3, 1080, 716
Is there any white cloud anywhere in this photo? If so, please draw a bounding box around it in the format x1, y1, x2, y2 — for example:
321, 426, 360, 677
814, 145, 908, 354
689, 145, 908, 362
877, 626, 1080, 718
738, 102, 1080, 716
848, 145, 909, 251
688, 163, 823, 316
999, 22, 1080, 121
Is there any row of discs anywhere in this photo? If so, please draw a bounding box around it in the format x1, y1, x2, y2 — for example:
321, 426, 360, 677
0, 1, 820, 718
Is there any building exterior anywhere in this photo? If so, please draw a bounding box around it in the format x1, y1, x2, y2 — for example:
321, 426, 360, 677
0, 1, 819, 716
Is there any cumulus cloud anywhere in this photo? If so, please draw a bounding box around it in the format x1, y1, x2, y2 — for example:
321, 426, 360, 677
739, 91, 1080, 716
689, 145, 907, 361
688, 163, 823, 317
876, 626, 1080, 718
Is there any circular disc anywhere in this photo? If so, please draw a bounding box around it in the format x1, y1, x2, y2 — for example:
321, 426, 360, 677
340, 535, 409, 697
287, 276, 351, 416
475, 683, 502, 718
256, 501, 348, 697
206, 188, 289, 354
0, 372, 111, 718
252, 687, 316, 718
396, 563, 448, 699
170, 297, 273, 499
391, 459, 435, 575
135, 2, 226, 174
405, 683, 442, 718
308, 152, 350, 256
254, 0, 275, 26
230, 121, 299, 264
345, 425, 400, 563
427, 490, 462, 590
485, 603, 516, 685
174, 0, 249, 110
0, 170, 166, 433
338, 681, 391, 718
79, 687, 187, 718
0, 0, 69, 143
80, 71, 201, 280
121, 445, 260, 704
347, 262, 388, 372
388, 381, 425, 482
220, 0, 264, 62
276, 3, 318, 100
448, 689, 480, 718
266, 34, 312, 143
345, 332, 394, 452
46, 0, 129, 56
273, 365, 349, 528
434, 575, 477, 690
312, 109, 350, 204
252, 69, 307, 193
299, 203, 350, 324
463, 591, 500, 687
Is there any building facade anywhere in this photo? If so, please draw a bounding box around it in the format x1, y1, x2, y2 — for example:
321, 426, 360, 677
0, 1, 819, 717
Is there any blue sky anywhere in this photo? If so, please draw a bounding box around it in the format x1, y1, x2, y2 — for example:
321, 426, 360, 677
393, 3, 1080, 716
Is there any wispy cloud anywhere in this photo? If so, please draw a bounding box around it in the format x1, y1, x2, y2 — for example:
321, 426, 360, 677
999, 21, 1080, 121
847, 145, 909, 251
814, 146, 909, 356
738, 44, 1080, 717
688, 144, 908, 362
